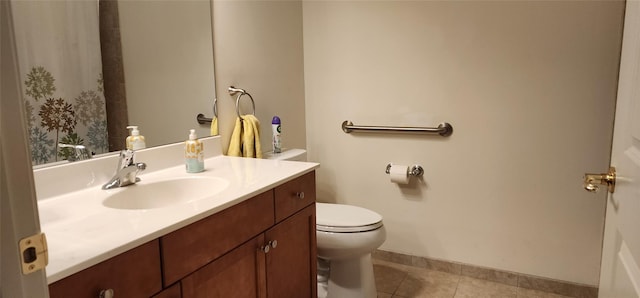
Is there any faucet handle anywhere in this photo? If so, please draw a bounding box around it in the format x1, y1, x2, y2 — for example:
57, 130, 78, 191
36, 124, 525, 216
118, 149, 136, 168
58, 143, 92, 162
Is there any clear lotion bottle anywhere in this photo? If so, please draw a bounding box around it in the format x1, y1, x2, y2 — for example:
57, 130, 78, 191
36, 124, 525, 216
185, 129, 204, 173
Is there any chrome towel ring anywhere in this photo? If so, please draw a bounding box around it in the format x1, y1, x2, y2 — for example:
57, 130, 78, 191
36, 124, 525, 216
228, 86, 255, 119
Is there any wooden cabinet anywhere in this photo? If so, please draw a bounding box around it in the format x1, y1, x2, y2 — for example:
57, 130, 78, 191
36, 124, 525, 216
267, 171, 317, 297
179, 204, 317, 298
49, 171, 317, 298
266, 204, 316, 297
180, 234, 267, 298
152, 283, 181, 298
49, 239, 162, 298
178, 171, 317, 298
160, 191, 275, 286
274, 170, 316, 222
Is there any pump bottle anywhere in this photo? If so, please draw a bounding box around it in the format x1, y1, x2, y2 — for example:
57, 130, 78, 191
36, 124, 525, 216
126, 126, 146, 150
185, 129, 204, 173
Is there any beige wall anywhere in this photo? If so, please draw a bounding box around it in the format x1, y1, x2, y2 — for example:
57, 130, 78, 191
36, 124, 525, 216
213, 0, 306, 154
119, 0, 215, 147
303, 1, 623, 286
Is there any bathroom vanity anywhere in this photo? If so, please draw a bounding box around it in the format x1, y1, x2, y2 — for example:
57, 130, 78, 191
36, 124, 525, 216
35, 137, 319, 298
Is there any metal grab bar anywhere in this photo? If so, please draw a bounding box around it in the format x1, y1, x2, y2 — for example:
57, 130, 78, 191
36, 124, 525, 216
341, 120, 453, 137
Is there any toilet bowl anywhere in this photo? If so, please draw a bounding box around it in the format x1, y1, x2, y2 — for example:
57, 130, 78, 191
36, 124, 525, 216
316, 202, 386, 298
265, 149, 387, 298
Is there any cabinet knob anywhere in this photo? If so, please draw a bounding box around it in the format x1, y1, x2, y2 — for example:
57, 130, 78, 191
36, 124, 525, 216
261, 240, 278, 253
261, 244, 270, 254
99, 289, 114, 298
295, 192, 305, 199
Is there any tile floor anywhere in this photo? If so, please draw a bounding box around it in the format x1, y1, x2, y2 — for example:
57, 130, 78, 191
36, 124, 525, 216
374, 259, 574, 298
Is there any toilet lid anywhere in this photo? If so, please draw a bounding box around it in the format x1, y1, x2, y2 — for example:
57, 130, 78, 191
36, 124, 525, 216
316, 203, 383, 233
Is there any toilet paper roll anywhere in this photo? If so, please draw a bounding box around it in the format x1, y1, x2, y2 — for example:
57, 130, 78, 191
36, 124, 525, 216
389, 164, 410, 184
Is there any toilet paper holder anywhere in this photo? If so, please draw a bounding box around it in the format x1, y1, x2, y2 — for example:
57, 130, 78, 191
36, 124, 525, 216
385, 164, 424, 177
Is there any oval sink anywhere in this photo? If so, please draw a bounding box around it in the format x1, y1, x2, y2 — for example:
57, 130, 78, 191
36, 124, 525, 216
103, 176, 229, 210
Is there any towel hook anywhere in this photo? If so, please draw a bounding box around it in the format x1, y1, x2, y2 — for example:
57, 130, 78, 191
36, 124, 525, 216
228, 86, 255, 120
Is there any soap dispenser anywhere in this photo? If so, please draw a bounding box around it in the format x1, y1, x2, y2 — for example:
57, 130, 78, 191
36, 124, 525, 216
185, 129, 204, 173
126, 126, 146, 150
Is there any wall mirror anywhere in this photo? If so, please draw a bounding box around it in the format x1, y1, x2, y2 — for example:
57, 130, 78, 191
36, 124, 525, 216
10, 0, 216, 166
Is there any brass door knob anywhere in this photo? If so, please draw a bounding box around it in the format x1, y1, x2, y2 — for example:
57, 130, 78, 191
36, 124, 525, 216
584, 167, 616, 193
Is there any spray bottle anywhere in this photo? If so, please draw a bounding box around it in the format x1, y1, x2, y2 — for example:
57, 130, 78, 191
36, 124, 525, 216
272, 116, 282, 153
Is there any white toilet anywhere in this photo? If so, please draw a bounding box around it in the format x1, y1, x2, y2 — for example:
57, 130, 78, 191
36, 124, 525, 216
265, 149, 387, 298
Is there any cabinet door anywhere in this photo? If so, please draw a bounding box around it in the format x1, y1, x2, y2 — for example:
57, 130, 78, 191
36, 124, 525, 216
49, 240, 162, 298
265, 204, 317, 298
181, 235, 267, 298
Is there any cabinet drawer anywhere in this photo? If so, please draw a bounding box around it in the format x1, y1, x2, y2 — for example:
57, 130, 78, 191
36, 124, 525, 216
274, 171, 316, 222
161, 191, 275, 285
49, 239, 162, 298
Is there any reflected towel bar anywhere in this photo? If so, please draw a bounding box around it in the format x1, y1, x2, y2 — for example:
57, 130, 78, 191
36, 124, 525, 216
341, 121, 453, 137
196, 113, 212, 124
197, 97, 217, 125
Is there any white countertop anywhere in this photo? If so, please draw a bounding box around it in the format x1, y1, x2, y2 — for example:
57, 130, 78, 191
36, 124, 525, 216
37, 145, 318, 284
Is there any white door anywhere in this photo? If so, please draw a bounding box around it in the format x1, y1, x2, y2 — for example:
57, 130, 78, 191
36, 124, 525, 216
597, 1, 640, 297
1, 0, 50, 296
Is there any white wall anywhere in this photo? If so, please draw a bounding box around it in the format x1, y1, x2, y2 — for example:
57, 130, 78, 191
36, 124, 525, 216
303, 0, 623, 286
213, 0, 306, 154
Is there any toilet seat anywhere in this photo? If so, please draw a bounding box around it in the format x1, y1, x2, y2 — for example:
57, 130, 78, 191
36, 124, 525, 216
316, 203, 383, 233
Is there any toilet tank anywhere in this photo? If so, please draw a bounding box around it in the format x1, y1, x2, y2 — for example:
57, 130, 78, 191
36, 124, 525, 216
263, 149, 307, 161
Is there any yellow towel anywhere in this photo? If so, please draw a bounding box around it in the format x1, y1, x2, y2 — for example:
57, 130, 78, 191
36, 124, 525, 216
228, 117, 243, 156
210, 116, 218, 136
227, 115, 262, 158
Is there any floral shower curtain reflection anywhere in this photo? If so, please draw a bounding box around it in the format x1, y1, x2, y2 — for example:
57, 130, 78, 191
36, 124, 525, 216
11, 0, 108, 165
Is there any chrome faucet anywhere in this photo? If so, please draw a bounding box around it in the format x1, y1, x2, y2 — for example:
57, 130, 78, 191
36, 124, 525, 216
58, 143, 92, 162
102, 150, 147, 190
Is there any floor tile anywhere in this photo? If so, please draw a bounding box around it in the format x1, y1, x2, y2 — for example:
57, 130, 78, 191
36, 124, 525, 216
395, 267, 459, 298
454, 276, 517, 298
374, 260, 409, 294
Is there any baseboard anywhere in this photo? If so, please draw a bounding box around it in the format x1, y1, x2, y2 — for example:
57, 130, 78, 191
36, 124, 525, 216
372, 250, 598, 298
